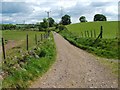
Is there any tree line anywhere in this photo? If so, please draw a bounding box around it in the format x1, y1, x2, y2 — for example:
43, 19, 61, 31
1, 13, 107, 30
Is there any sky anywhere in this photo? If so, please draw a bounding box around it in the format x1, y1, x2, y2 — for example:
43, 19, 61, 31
0, 0, 119, 24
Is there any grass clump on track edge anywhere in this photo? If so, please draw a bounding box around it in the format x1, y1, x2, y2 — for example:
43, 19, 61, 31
2, 33, 56, 88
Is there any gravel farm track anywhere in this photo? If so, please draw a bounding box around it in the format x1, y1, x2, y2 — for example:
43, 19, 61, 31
30, 32, 118, 88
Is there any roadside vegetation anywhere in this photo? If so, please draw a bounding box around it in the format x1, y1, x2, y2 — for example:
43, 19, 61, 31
58, 29, 118, 76
59, 30, 118, 59
2, 32, 56, 88
1, 12, 119, 88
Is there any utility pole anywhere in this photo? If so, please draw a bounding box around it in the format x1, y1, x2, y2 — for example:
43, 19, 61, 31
45, 11, 51, 28
23, 20, 25, 24
60, 7, 63, 17
23, 20, 25, 30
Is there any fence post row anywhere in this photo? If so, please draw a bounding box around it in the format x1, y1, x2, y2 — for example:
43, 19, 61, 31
2, 37, 6, 59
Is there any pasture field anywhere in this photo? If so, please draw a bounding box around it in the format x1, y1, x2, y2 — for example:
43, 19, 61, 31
59, 21, 119, 59
2, 30, 44, 48
66, 21, 119, 39
2, 30, 45, 57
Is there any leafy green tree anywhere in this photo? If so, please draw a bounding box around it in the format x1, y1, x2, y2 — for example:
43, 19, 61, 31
94, 14, 107, 21
48, 17, 55, 27
38, 18, 48, 31
54, 23, 59, 29
2, 24, 16, 30
57, 24, 67, 33
61, 14, 71, 25
79, 16, 87, 22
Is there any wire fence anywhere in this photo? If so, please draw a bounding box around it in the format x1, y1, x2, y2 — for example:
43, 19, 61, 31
1, 32, 50, 60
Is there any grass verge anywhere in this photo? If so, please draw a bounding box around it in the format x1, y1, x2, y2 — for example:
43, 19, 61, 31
59, 30, 118, 59
2, 33, 56, 88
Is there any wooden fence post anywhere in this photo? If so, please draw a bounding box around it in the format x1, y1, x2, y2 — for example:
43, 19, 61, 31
26, 34, 28, 50
94, 30, 96, 38
41, 34, 43, 41
84, 31, 87, 38
2, 38, 6, 59
81, 32, 83, 37
91, 30, 93, 38
93, 26, 103, 44
35, 34, 37, 45
100, 26, 103, 38
87, 31, 89, 37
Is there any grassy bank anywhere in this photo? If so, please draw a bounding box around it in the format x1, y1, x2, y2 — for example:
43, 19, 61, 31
2, 33, 56, 88
66, 21, 118, 39
59, 30, 118, 59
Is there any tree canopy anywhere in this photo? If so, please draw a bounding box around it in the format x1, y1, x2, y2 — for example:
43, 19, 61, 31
61, 14, 71, 25
94, 14, 107, 21
37, 18, 48, 31
79, 16, 87, 22
48, 17, 55, 27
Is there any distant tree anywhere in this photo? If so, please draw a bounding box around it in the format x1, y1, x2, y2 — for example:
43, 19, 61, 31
2, 24, 16, 30
57, 24, 67, 33
38, 18, 48, 31
61, 14, 71, 25
79, 16, 87, 22
54, 23, 59, 29
48, 17, 55, 27
94, 14, 107, 21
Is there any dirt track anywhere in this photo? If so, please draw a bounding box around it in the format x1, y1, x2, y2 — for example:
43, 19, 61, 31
31, 32, 118, 88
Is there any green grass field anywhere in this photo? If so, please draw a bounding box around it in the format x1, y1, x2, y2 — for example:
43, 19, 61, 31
2, 30, 43, 40
2, 30, 44, 48
66, 21, 118, 39
2, 30, 45, 58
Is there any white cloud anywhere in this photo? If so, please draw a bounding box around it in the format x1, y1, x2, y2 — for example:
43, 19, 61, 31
1, 0, 118, 24
105, 5, 118, 15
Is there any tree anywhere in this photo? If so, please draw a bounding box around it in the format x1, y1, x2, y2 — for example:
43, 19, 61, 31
41, 18, 48, 29
94, 14, 107, 21
2, 24, 16, 30
61, 14, 71, 25
38, 18, 48, 31
48, 17, 55, 27
79, 16, 87, 22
